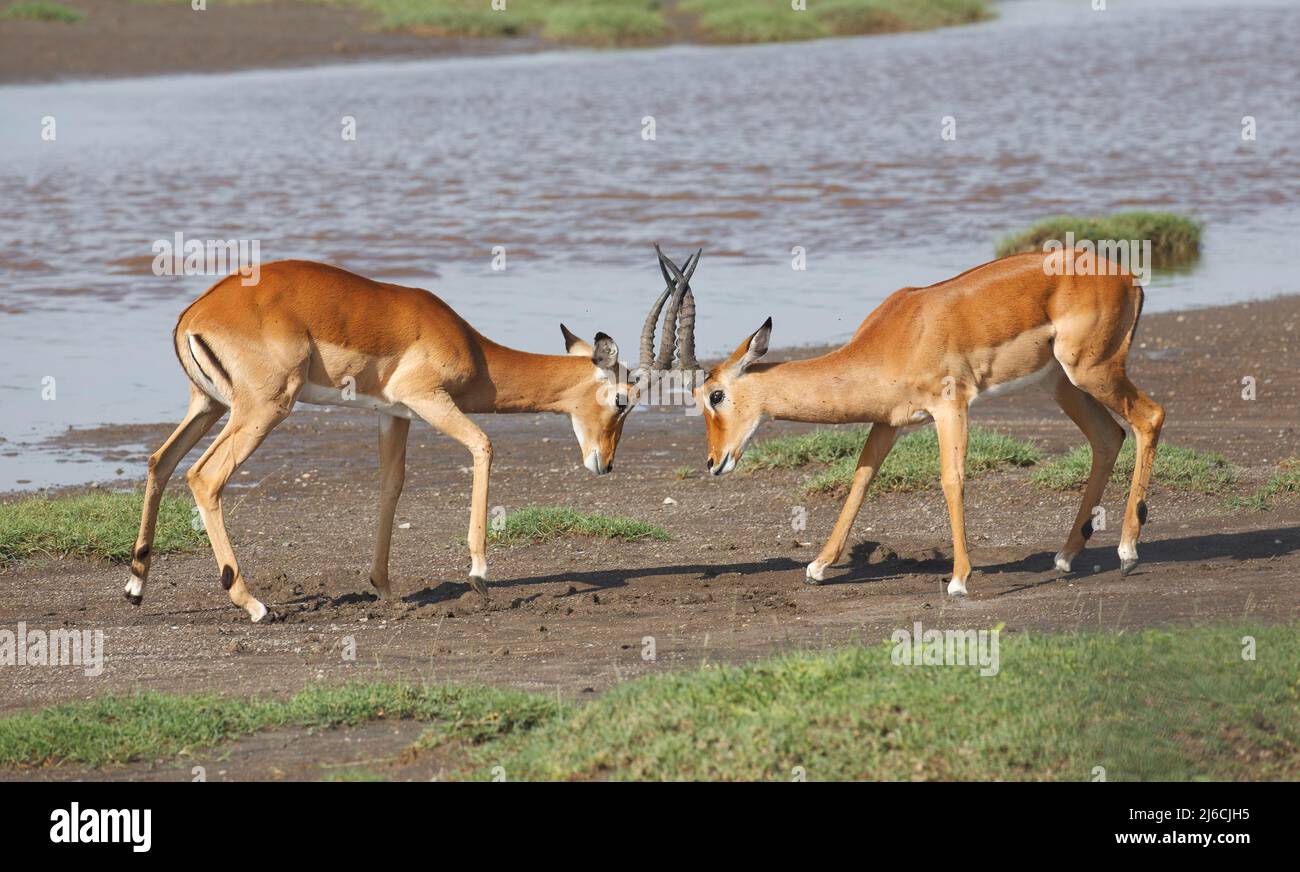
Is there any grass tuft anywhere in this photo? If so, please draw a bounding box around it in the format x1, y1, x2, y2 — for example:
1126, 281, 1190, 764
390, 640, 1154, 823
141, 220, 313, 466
487, 505, 668, 545
0, 1, 82, 22
745, 425, 1040, 497
995, 211, 1203, 265
1030, 440, 1237, 494
0, 490, 204, 565
681, 0, 991, 43
1228, 458, 1300, 511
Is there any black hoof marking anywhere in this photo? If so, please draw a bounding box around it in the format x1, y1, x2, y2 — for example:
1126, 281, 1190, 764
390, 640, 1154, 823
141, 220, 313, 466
220, 565, 234, 591
369, 575, 380, 589
1081, 520, 1094, 541
1136, 500, 1148, 526
135, 544, 150, 561
124, 592, 143, 606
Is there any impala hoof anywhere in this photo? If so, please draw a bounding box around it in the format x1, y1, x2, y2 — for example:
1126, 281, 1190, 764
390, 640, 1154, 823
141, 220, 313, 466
123, 575, 144, 605
1119, 557, 1139, 577
467, 575, 489, 597
369, 575, 392, 600
805, 561, 826, 584
1054, 552, 1073, 574
946, 578, 968, 597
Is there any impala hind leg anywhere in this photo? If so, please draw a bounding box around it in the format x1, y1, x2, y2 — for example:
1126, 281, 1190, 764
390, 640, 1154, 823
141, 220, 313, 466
187, 398, 294, 622
368, 414, 410, 599
806, 424, 898, 584
1048, 372, 1125, 573
125, 386, 225, 605
404, 392, 492, 596
1079, 371, 1164, 575
933, 408, 972, 596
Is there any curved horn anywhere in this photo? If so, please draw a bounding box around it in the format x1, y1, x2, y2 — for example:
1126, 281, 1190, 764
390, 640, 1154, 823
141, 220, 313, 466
639, 285, 672, 372
675, 249, 702, 370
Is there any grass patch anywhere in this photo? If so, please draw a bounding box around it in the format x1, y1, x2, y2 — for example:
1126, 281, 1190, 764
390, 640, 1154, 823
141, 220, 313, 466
672, 466, 697, 480
745, 425, 1040, 497
5, 624, 1295, 779
0, 1, 82, 22
487, 506, 668, 545
995, 211, 1203, 266
681, 0, 992, 43
1030, 441, 1237, 494
303, 0, 665, 44
0, 490, 203, 565
476, 623, 1299, 781
0, 682, 560, 769
1228, 458, 1300, 511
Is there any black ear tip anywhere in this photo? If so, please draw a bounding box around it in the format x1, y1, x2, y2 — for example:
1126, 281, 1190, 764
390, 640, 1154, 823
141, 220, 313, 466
594, 331, 612, 343
762, 316, 773, 329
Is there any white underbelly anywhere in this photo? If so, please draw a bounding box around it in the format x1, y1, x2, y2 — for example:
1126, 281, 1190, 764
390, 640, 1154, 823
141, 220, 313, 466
970, 360, 1058, 405
296, 383, 416, 419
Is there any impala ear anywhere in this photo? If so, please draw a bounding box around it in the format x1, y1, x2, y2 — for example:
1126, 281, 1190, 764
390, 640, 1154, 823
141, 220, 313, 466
727, 317, 771, 375
591, 332, 619, 371
561, 323, 592, 356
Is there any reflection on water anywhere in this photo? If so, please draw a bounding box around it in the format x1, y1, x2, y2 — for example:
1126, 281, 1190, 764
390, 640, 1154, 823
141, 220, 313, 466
2, 0, 1298, 488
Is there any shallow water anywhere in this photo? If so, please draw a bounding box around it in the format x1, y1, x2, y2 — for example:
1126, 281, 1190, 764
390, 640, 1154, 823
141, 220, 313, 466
2, 0, 1298, 488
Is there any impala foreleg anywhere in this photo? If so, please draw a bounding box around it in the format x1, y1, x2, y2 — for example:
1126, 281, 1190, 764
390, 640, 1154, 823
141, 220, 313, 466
369, 414, 410, 599
405, 392, 492, 596
806, 424, 898, 584
187, 401, 291, 622
1049, 374, 1124, 573
126, 387, 224, 606
933, 408, 972, 596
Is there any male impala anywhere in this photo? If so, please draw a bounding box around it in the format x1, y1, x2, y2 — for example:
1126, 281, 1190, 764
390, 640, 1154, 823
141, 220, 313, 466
683, 250, 1164, 595
125, 256, 696, 622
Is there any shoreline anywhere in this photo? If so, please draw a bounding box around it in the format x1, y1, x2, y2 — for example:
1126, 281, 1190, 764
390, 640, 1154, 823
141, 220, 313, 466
0, 0, 995, 85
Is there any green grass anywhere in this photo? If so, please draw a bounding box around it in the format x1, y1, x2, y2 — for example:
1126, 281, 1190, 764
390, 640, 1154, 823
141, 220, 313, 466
7, 624, 1295, 780
0, 1, 82, 22
1228, 458, 1300, 511
0, 682, 560, 769
745, 425, 1041, 497
995, 211, 1203, 265
487, 506, 668, 545
311, 0, 666, 43
138, 0, 987, 45
1030, 440, 1237, 494
0, 490, 204, 565
681, 0, 992, 43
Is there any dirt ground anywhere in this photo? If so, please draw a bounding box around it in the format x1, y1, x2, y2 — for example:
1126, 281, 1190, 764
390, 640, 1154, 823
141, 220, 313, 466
1, 296, 1298, 779
0, 0, 541, 84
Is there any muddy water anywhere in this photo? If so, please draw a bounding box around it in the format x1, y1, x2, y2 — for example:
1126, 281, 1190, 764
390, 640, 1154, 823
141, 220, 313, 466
1, 0, 1298, 488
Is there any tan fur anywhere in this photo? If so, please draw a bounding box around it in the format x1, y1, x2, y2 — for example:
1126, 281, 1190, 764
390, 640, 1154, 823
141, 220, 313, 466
128, 260, 636, 621
695, 251, 1164, 593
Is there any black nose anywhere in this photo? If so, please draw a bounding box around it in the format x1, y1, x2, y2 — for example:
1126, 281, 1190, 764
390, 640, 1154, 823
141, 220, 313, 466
605, 462, 614, 473
706, 457, 714, 470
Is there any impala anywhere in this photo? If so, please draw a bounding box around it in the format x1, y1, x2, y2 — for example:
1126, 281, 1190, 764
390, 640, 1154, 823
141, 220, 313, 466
680, 250, 1164, 595
125, 254, 698, 622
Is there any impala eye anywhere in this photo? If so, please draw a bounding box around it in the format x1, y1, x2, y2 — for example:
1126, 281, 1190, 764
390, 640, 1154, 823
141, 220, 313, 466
709, 389, 725, 407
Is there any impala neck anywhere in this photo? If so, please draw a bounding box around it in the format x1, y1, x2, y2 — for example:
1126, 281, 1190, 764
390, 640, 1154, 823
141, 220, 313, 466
749, 348, 891, 424
477, 340, 591, 414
